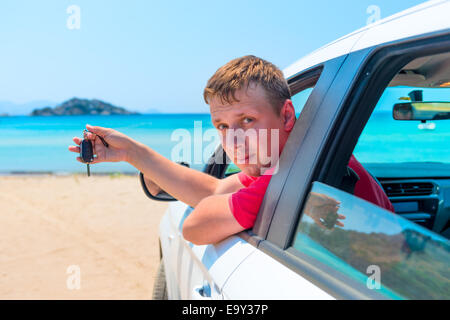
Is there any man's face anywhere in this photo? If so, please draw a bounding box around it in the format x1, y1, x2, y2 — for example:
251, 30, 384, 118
209, 83, 291, 176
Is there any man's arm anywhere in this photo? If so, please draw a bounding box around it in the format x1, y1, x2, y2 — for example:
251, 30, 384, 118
69, 125, 244, 208
129, 140, 244, 207
138, 156, 245, 244
128, 141, 222, 207
182, 193, 245, 245
143, 166, 244, 197
69, 125, 219, 207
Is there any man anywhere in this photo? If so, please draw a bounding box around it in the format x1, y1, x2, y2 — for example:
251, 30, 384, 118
69, 55, 393, 245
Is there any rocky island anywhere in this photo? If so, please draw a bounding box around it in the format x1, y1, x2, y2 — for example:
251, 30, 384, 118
30, 98, 139, 116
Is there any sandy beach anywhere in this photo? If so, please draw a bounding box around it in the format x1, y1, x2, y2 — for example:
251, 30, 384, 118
0, 174, 169, 299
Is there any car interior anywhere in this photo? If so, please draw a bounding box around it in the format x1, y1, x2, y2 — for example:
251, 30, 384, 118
347, 51, 450, 239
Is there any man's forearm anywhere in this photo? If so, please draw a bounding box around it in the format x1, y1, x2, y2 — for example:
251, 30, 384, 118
126, 139, 219, 207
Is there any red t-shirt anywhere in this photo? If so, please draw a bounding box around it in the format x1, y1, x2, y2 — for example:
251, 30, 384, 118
228, 155, 394, 229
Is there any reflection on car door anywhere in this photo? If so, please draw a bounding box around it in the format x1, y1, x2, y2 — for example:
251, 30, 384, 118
290, 182, 450, 299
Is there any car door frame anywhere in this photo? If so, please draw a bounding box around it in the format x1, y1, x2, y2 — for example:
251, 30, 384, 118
251, 30, 450, 299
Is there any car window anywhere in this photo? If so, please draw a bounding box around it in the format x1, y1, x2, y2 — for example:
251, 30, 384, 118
291, 87, 313, 116
354, 52, 450, 178
338, 51, 450, 199
224, 161, 241, 177
292, 182, 450, 299
354, 87, 450, 176
290, 51, 450, 299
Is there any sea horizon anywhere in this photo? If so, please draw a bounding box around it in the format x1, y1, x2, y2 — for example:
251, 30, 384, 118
1, 111, 449, 175
0, 114, 216, 175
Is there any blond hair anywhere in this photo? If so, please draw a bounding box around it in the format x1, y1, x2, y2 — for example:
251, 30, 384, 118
203, 55, 291, 114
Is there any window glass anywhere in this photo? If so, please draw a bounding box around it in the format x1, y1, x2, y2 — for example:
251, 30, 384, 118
291, 87, 314, 116
292, 182, 450, 299
355, 87, 450, 167
224, 162, 240, 176
354, 52, 450, 177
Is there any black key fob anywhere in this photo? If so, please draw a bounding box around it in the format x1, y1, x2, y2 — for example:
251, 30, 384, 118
80, 139, 94, 163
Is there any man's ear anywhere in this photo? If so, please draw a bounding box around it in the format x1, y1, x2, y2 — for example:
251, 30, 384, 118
280, 99, 296, 132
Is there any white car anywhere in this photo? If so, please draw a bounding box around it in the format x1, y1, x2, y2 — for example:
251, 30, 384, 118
144, 0, 450, 300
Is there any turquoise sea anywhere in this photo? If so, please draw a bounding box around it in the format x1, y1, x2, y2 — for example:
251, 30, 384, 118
0, 114, 215, 174
0, 112, 449, 174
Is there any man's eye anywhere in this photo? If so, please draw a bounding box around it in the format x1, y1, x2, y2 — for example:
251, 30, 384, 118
243, 117, 253, 124
217, 124, 228, 130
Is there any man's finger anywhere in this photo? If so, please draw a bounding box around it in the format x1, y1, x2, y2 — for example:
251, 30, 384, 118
68, 146, 80, 153
84, 132, 97, 141
86, 124, 109, 137
73, 137, 82, 145
90, 157, 102, 164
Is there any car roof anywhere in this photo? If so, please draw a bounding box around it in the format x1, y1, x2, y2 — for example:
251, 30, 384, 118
283, 0, 450, 80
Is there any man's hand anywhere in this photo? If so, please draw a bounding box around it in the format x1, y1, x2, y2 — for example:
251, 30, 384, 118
69, 124, 226, 208
68, 124, 134, 164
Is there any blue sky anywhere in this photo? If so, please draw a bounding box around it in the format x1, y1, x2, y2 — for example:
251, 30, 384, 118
0, 0, 426, 114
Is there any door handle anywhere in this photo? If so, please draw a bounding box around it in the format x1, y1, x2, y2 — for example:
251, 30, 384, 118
192, 281, 212, 300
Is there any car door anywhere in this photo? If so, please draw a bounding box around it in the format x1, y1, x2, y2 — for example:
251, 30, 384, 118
159, 148, 258, 300
224, 24, 450, 299
174, 208, 257, 300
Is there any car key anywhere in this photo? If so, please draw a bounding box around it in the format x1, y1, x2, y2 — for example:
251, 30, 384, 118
79, 129, 109, 176
79, 135, 94, 176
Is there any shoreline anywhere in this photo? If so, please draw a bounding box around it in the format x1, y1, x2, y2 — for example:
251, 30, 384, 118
0, 112, 210, 117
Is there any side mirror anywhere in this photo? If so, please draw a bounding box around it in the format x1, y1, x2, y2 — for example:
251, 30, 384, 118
140, 162, 190, 202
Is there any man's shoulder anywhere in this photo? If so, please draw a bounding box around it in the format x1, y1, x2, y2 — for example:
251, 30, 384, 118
237, 171, 258, 187
237, 171, 272, 193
